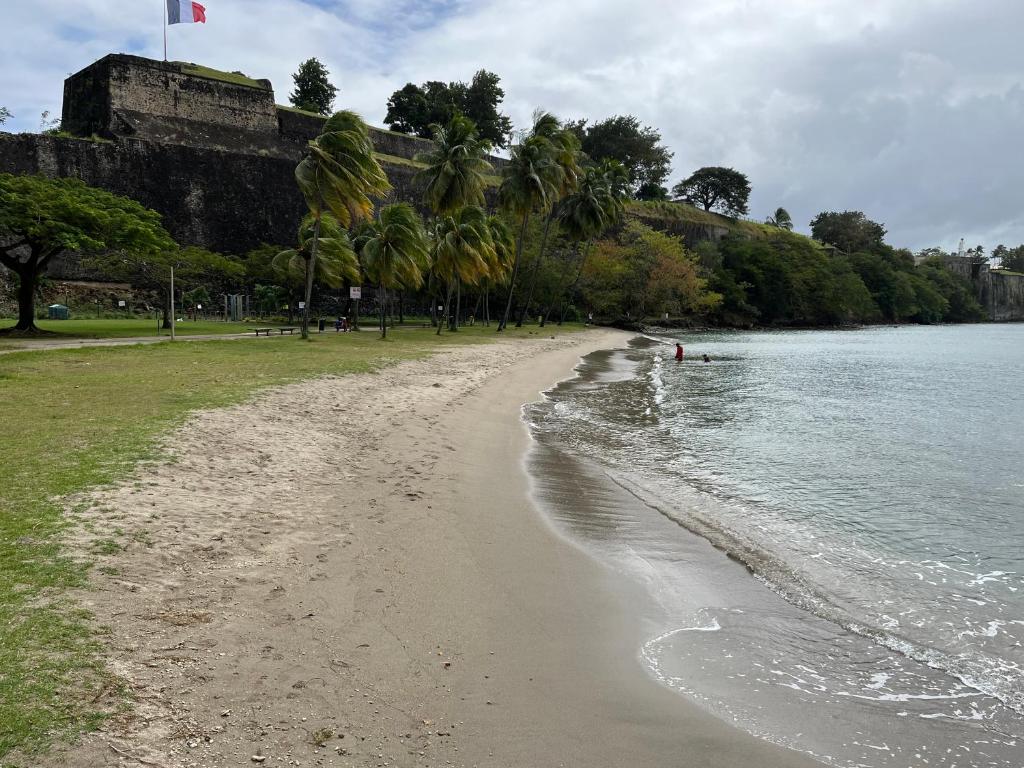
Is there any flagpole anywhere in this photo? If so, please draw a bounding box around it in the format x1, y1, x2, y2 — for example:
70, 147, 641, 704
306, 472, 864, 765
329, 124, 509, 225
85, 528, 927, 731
163, 1, 168, 61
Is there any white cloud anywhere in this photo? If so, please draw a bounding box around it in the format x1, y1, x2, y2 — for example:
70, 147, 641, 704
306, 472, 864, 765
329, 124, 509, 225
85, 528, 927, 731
1, 0, 1021, 249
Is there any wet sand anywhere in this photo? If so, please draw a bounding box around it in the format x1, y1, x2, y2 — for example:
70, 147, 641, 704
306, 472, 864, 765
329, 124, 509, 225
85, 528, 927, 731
38, 330, 818, 767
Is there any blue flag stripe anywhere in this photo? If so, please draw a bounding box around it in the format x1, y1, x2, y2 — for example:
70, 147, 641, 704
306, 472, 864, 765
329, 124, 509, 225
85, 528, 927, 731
166, 0, 182, 24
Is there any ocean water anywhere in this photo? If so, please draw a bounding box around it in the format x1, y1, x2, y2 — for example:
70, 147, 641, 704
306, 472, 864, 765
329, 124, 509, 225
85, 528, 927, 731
525, 325, 1024, 767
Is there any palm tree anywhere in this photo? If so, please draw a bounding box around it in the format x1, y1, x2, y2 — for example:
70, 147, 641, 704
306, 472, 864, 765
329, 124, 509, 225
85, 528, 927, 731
294, 110, 390, 338
356, 203, 429, 338
478, 215, 515, 325
496, 131, 561, 331
414, 116, 494, 216
545, 160, 628, 325
516, 113, 584, 327
431, 205, 495, 333
766, 207, 794, 230
274, 214, 360, 312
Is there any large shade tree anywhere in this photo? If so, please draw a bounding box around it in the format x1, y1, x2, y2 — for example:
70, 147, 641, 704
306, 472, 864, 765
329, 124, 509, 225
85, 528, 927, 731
566, 115, 673, 199
810, 211, 887, 254
673, 167, 751, 217
356, 203, 430, 338
0, 174, 175, 333
293, 110, 390, 338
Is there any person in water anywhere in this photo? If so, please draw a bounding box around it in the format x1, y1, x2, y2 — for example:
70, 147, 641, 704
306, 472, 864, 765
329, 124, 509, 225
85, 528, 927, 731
675, 343, 684, 361
703, 354, 711, 363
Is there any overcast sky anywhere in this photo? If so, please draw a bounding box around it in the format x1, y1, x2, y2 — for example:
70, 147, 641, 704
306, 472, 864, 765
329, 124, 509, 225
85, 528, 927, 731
2, 0, 1022, 250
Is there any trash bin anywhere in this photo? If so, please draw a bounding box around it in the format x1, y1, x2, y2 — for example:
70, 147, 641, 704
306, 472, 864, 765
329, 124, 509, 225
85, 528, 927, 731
317, 318, 326, 333
47, 304, 69, 320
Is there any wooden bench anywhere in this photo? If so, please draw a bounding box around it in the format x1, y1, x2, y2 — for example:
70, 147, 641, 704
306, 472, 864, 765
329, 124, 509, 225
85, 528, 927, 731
254, 328, 273, 336
278, 327, 297, 335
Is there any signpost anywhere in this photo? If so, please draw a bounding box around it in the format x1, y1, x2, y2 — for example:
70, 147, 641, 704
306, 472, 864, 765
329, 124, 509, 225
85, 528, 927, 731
350, 287, 361, 330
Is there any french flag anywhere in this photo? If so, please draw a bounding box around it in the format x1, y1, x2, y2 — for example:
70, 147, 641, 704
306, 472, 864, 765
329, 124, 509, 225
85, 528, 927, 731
167, 0, 206, 24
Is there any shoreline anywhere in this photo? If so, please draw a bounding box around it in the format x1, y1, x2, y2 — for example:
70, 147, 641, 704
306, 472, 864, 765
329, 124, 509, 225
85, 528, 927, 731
38, 330, 818, 767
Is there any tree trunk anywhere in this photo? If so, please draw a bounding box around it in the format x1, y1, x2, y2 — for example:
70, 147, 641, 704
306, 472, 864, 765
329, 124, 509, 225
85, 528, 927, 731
301, 217, 321, 340
498, 212, 530, 332
516, 212, 553, 328
558, 242, 592, 325
438, 283, 454, 336
542, 242, 581, 327
379, 283, 387, 339
398, 291, 404, 325
160, 297, 172, 330
452, 281, 461, 331
14, 267, 38, 331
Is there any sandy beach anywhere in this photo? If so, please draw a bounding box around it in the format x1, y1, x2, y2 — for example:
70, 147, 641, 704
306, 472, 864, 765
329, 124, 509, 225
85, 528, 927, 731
42, 330, 819, 768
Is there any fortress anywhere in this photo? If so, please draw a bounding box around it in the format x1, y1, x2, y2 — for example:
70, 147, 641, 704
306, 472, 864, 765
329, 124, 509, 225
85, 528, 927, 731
0, 54, 450, 257
0, 53, 1021, 321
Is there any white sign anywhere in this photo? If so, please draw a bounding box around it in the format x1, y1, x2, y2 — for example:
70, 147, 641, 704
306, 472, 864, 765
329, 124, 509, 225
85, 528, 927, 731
298, 301, 306, 309
197, 303, 202, 310
118, 300, 126, 307
349, 287, 362, 299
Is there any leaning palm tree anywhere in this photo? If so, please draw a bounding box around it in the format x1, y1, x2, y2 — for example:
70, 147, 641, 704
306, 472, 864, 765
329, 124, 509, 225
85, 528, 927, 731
496, 132, 561, 331
544, 160, 627, 325
356, 203, 430, 338
516, 113, 584, 327
414, 116, 494, 216
478, 215, 515, 325
766, 207, 794, 230
294, 110, 391, 338
274, 214, 360, 307
431, 205, 495, 333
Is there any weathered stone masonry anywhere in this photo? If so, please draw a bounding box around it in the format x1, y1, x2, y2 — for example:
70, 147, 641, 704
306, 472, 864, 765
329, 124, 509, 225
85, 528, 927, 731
0, 54, 445, 257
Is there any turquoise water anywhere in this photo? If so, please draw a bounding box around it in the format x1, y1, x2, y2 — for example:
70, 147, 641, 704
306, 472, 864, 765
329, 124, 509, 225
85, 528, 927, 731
526, 325, 1024, 767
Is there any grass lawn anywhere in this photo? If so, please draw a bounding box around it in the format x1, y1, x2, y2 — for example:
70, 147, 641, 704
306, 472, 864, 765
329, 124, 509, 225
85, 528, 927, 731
0, 322, 583, 762
0, 319, 258, 340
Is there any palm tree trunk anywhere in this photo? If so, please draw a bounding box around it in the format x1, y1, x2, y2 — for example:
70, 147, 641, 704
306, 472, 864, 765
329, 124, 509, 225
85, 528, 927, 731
516, 212, 554, 327
498, 212, 530, 332
379, 283, 387, 339
438, 283, 455, 335
453, 281, 461, 331
301, 216, 321, 340
542, 242, 581, 327
558, 241, 592, 325
484, 288, 490, 326
398, 291, 404, 324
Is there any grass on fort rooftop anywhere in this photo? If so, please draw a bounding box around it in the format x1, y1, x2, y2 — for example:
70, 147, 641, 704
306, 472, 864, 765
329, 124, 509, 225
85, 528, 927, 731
0, 319, 256, 340
0, 322, 584, 762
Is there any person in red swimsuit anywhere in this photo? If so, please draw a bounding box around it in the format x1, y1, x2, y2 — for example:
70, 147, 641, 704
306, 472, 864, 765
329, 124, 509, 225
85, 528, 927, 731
675, 343, 684, 361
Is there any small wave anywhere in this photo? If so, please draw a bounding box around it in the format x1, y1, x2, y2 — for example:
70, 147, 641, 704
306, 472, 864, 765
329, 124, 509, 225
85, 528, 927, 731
600, 468, 1024, 717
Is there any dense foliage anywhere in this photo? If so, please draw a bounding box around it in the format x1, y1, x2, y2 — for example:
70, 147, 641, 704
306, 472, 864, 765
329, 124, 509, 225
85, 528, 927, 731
672, 167, 751, 217
993, 244, 1024, 272
579, 221, 717, 320
289, 58, 338, 116
565, 116, 673, 200
384, 71, 513, 148
810, 210, 887, 254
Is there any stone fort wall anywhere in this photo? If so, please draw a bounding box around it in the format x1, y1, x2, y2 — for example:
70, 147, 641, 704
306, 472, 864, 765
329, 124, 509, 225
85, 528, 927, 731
0, 54, 488, 259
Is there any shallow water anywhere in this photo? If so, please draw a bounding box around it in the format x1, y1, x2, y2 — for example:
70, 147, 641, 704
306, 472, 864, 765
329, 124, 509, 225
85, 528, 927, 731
525, 325, 1024, 767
